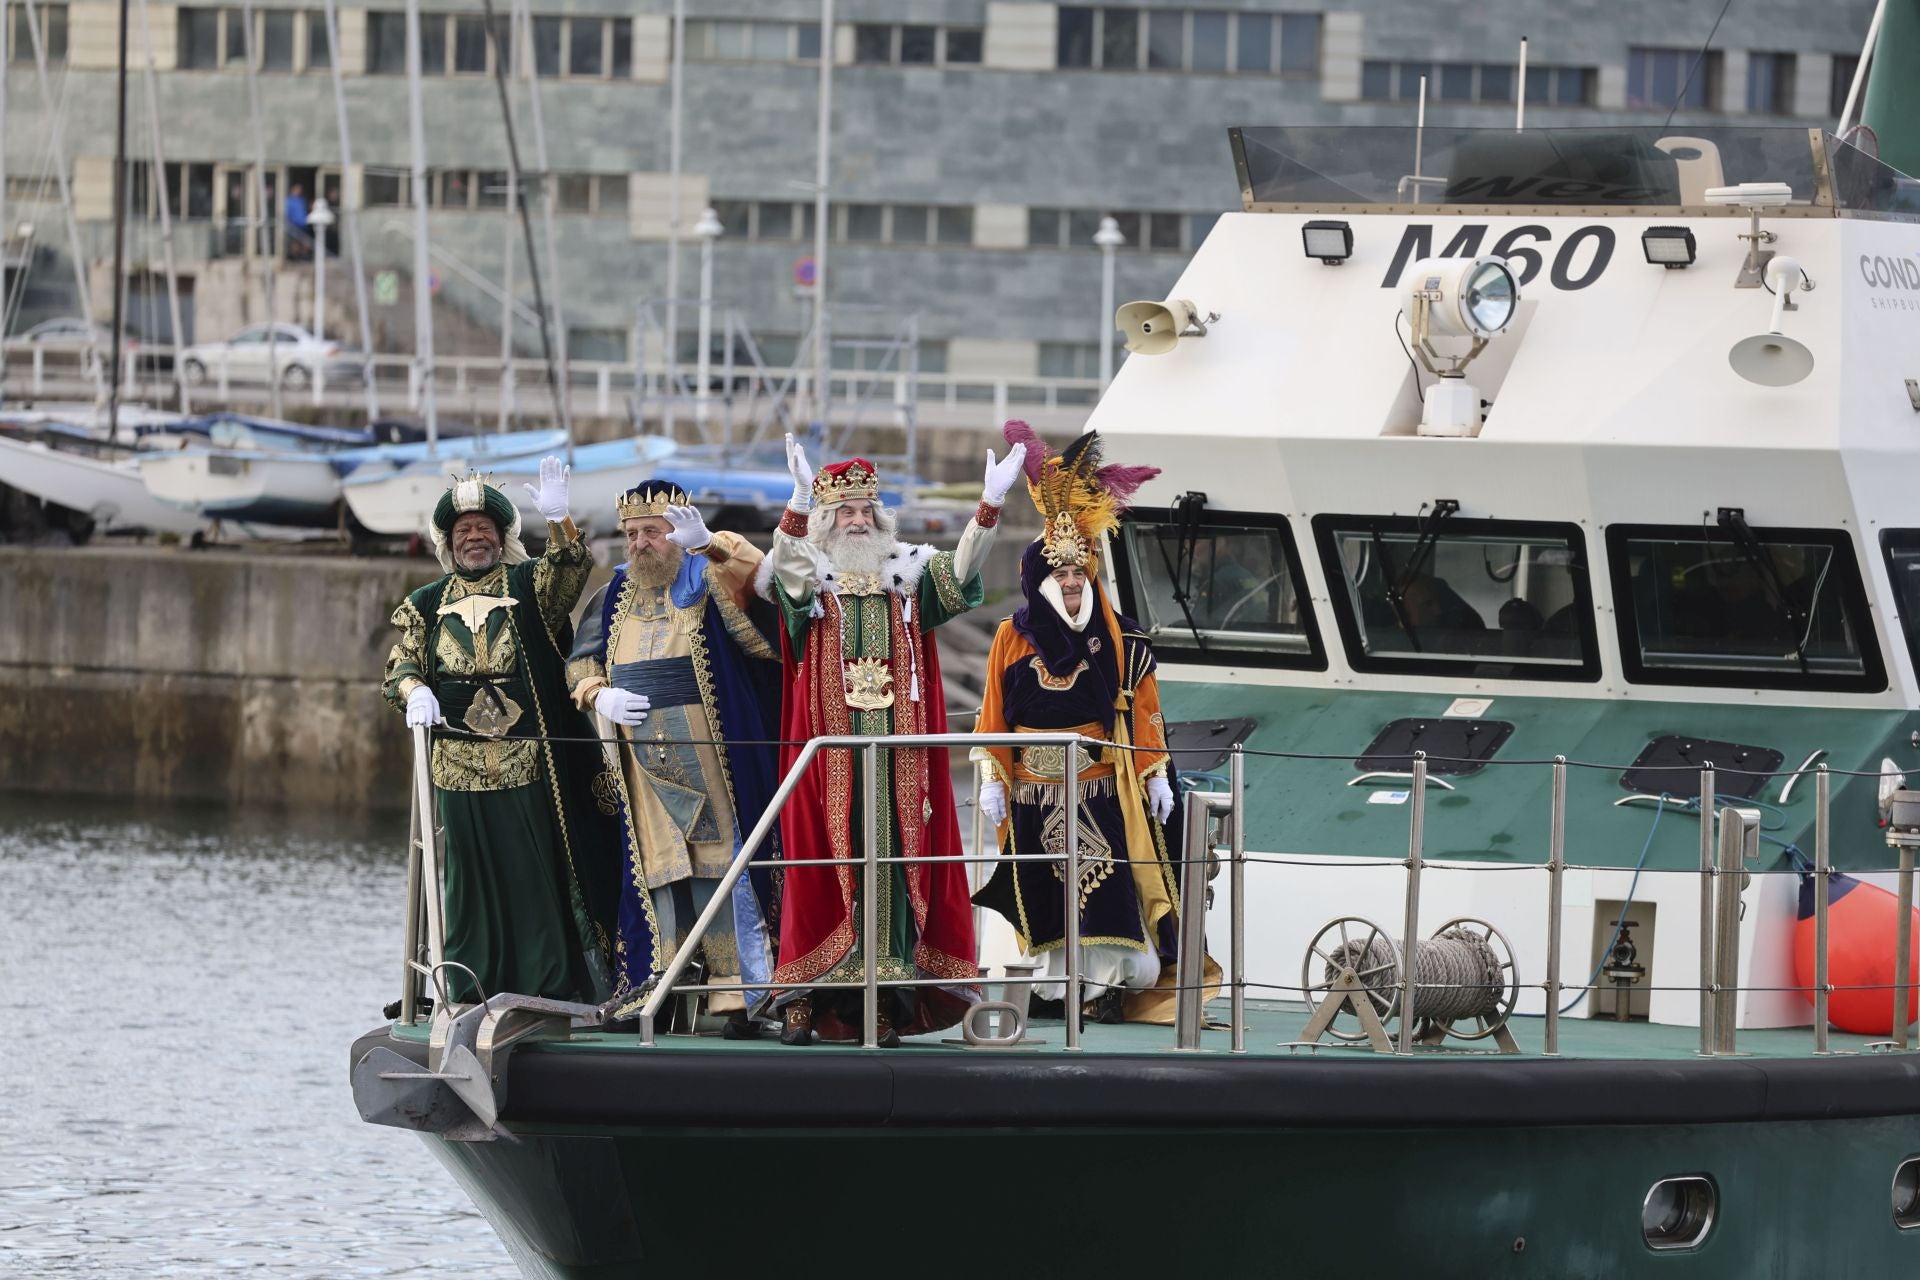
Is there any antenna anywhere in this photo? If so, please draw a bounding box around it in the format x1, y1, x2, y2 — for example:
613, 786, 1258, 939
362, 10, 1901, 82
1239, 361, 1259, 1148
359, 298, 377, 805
1516, 37, 1527, 131
1414, 75, 1428, 204
1836, 0, 1888, 135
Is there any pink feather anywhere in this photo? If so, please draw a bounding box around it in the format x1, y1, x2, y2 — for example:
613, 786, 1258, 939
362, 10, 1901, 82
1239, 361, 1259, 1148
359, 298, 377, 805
1001, 419, 1049, 484
1095, 462, 1161, 507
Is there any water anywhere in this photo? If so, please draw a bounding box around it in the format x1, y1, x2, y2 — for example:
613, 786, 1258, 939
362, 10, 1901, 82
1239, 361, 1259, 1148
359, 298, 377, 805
0, 796, 515, 1278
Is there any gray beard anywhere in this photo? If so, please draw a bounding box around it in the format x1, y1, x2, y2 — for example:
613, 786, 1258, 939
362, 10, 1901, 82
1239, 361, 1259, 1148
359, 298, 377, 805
628, 544, 684, 589
817, 527, 898, 576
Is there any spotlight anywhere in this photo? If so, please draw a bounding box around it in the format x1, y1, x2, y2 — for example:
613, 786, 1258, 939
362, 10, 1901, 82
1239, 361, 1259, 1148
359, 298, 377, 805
1641, 226, 1696, 269
1399, 255, 1522, 437
1302, 219, 1352, 265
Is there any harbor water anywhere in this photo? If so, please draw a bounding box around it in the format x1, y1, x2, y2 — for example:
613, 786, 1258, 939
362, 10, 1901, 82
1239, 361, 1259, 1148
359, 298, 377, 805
0, 795, 514, 1277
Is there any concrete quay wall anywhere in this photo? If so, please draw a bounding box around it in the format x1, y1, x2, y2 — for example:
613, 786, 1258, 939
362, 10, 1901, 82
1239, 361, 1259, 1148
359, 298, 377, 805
0, 546, 432, 813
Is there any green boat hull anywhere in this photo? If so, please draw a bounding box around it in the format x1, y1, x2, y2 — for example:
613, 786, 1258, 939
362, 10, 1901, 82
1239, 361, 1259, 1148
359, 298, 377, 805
425, 1116, 1920, 1277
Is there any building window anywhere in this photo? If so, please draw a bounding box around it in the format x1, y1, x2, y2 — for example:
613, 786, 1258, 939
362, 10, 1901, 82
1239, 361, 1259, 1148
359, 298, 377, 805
1745, 52, 1796, 114
10, 4, 67, 64
1039, 341, 1108, 379
366, 12, 407, 73
532, 16, 562, 75
178, 8, 220, 68
851, 22, 984, 67
569, 17, 602, 74
1627, 46, 1721, 111
892, 204, 930, 243
363, 170, 408, 207
260, 11, 294, 69
1026, 206, 1201, 253
686, 19, 820, 63
121, 160, 219, 222
1361, 59, 1592, 105
944, 28, 982, 64
1831, 54, 1860, 119
935, 206, 972, 245
183, 6, 338, 72
453, 17, 487, 73
844, 203, 885, 241
568, 327, 628, 363
1057, 7, 1316, 74
307, 11, 332, 67
223, 8, 248, 64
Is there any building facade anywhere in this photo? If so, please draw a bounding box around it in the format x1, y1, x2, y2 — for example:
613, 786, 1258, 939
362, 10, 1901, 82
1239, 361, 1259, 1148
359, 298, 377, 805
0, 0, 1877, 395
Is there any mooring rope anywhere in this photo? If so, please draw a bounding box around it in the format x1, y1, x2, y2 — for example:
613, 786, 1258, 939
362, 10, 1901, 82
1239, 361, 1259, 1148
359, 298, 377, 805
1326, 927, 1504, 1024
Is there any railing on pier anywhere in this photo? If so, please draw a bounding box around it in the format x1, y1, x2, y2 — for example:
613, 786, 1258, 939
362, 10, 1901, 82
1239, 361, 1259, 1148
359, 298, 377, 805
396, 725, 1920, 1059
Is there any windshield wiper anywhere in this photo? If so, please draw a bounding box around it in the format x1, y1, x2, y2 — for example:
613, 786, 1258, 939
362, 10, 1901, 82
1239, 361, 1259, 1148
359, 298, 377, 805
1715, 507, 1810, 675
1373, 499, 1459, 654
1154, 490, 1210, 654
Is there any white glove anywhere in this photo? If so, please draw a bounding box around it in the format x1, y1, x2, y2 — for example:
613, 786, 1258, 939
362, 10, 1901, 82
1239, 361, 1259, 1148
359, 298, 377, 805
663, 503, 713, 553
522, 455, 571, 523
594, 687, 651, 727
784, 433, 815, 511
979, 779, 1008, 826
1146, 775, 1175, 824
981, 443, 1028, 508
404, 685, 442, 728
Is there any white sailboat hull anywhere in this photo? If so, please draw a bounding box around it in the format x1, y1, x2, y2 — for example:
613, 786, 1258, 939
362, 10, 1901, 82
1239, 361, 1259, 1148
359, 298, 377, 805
138, 451, 344, 527
342, 437, 678, 537
0, 435, 208, 536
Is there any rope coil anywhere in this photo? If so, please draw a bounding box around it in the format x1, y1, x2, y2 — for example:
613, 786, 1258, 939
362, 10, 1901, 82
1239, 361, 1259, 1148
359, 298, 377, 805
1325, 927, 1506, 1024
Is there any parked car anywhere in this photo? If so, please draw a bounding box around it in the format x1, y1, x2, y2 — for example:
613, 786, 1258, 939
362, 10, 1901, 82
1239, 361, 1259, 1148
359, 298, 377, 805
5, 317, 144, 375
179, 323, 368, 390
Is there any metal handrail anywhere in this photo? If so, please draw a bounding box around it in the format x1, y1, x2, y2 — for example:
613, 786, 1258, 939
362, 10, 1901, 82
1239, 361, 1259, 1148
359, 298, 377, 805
634, 730, 1123, 1049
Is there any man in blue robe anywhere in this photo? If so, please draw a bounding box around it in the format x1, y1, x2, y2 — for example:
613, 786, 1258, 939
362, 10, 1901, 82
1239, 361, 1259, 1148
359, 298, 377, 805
567, 481, 783, 1036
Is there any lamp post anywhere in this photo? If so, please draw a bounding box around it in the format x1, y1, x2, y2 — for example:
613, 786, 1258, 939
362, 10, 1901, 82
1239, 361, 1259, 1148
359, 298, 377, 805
694, 204, 722, 428
1094, 215, 1124, 394
307, 196, 335, 345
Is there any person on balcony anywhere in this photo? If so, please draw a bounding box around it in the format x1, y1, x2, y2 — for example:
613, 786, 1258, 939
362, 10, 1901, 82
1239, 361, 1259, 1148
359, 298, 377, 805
971, 423, 1208, 1026
758, 434, 1026, 1045
285, 182, 311, 260
567, 481, 784, 1037
381, 460, 617, 1007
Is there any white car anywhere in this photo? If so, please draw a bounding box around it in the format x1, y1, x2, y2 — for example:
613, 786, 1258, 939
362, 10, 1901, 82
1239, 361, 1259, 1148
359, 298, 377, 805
6, 317, 143, 374
179, 323, 367, 390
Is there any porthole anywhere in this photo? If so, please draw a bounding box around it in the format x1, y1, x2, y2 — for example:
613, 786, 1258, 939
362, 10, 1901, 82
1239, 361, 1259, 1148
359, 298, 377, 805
1892, 1158, 1920, 1230
1642, 1176, 1716, 1251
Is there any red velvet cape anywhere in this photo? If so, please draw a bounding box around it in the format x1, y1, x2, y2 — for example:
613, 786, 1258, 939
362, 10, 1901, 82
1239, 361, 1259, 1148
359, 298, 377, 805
771, 587, 978, 1036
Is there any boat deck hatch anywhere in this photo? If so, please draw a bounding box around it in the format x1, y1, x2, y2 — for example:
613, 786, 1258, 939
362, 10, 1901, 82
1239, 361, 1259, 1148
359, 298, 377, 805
1620, 735, 1785, 801
1355, 717, 1515, 777
1165, 718, 1259, 774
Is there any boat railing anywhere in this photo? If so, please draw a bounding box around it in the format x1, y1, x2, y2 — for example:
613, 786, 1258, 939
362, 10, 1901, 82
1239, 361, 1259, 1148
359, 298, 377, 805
398, 726, 1920, 1058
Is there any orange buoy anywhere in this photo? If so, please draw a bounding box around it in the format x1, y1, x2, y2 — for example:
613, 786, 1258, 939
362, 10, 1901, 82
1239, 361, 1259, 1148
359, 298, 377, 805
1794, 870, 1920, 1034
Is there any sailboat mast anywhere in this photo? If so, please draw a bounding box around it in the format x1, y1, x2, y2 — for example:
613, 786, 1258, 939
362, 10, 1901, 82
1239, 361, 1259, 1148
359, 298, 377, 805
134, 0, 190, 414
479, 0, 569, 452
20, 0, 104, 404
404, 0, 438, 449
516, 0, 572, 456
662, 0, 683, 421
106, 0, 132, 442
319, 0, 379, 419
240, 0, 282, 420
810, 0, 833, 434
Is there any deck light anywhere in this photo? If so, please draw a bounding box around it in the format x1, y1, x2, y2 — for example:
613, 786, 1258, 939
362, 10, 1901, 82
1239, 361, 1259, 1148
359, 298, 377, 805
1302, 219, 1353, 264
1400, 255, 1521, 437
1641, 226, 1696, 268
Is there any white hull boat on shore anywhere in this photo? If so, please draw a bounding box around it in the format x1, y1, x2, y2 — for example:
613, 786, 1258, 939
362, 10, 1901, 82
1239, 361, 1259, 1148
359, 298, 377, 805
343, 435, 677, 536
0, 434, 208, 537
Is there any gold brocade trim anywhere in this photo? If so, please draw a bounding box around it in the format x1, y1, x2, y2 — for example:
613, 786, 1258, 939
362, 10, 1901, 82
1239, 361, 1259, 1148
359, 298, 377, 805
708, 565, 776, 661
566, 655, 605, 690
1009, 774, 1118, 805
600, 571, 666, 978
1031, 656, 1089, 692
927, 549, 967, 617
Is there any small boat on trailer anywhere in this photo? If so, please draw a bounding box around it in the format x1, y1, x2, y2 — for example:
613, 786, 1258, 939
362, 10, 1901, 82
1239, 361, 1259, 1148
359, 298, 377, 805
351, 107, 1920, 1275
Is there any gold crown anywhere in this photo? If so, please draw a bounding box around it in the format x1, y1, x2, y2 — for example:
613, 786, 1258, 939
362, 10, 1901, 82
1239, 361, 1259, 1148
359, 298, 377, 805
615, 481, 691, 521
1040, 510, 1093, 569
812, 460, 880, 506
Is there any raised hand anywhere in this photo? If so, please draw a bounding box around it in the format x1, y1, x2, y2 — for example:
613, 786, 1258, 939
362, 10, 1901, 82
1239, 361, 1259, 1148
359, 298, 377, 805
784, 433, 815, 509
664, 503, 713, 553
594, 687, 651, 727
982, 442, 1028, 507
522, 455, 571, 522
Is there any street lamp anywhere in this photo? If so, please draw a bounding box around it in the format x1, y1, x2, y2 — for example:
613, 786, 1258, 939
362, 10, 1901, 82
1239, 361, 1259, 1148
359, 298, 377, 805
1093, 215, 1125, 393
694, 205, 723, 427
307, 197, 336, 346
306, 197, 336, 402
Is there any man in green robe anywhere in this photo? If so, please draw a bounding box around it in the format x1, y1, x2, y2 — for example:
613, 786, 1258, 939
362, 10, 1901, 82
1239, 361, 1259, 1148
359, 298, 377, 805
381, 458, 617, 1006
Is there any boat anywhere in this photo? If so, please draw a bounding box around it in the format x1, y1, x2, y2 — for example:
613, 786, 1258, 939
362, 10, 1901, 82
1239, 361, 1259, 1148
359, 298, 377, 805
138, 427, 569, 530
348, 28, 1920, 1280
341, 434, 679, 537
0, 432, 208, 538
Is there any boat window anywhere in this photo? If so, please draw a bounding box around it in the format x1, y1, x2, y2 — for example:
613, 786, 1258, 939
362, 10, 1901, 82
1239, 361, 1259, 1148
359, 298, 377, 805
1879, 530, 1920, 681
1112, 508, 1325, 669
1313, 513, 1600, 680
1607, 524, 1885, 692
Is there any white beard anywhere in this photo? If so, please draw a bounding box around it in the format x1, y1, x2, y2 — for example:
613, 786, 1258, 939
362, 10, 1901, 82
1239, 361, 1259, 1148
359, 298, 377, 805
816, 526, 898, 575
628, 544, 684, 589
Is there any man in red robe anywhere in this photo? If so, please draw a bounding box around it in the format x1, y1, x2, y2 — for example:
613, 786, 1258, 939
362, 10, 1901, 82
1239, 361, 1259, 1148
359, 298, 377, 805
757, 432, 1026, 1045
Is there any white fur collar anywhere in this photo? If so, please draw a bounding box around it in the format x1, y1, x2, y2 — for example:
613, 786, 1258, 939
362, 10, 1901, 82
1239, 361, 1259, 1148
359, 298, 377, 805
753, 541, 936, 602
